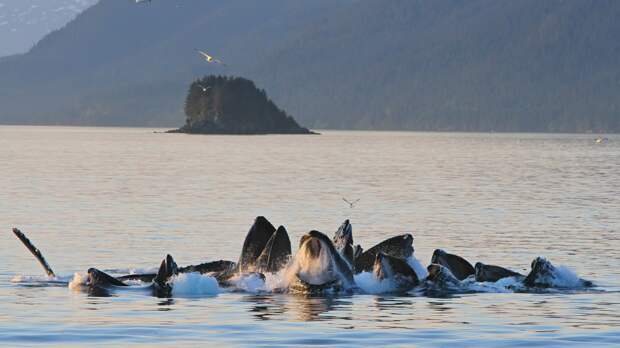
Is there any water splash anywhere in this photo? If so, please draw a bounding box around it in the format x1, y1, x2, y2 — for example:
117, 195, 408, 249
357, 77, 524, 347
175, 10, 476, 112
105, 267, 158, 275
170, 273, 219, 297
69, 272, 88, 290
11, 274, 73, 286
550, 265, 585, 287
228, 273, 267, 293
406, 256, 428, 279
13, 259, 592, 297
354, 272, 398, 294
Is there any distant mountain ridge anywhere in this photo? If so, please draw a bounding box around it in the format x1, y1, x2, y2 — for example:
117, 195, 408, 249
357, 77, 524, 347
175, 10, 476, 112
0, 0, 618, 132
0, 0, 98, 57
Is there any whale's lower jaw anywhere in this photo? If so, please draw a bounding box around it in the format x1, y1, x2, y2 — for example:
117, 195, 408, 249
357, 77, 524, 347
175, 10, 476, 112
287, 277, 344, 295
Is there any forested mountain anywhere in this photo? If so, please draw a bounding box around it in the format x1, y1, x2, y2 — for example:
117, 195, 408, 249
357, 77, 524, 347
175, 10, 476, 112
0, 0, 97, 57
0, 0, 618, 132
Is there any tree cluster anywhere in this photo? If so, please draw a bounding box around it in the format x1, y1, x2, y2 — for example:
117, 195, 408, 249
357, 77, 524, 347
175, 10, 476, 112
175, 75, 312, 134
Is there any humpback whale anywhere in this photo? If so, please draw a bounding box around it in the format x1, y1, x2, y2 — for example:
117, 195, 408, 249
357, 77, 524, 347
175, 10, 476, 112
236, 216, 292, 275
12, 228, 55, 277
113, 259, 236, 284
354, 234, 414, 273
238, 216, 277, 272
255, 225, 292, 273
475, 262, 523, 282
424, 263, 464, 292
86, 254, 180, 297
287, 230, 355, 294
430, 249, 475, 281
333, 219, 355, 267
11, 219, 594, 297
11, 228, 231, 296
372, 252, 419, 292
524, 257, 593, 288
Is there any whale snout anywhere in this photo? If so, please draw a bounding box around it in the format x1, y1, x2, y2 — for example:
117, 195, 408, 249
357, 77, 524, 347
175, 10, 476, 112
306, 238, 322, 258
427, 264, 442, 279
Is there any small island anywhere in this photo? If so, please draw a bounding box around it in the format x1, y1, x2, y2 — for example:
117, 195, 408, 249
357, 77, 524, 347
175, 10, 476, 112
168, 75, 315, 135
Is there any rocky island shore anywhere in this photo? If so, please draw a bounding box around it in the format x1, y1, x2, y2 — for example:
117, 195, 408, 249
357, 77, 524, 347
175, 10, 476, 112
168, 76, 315, 135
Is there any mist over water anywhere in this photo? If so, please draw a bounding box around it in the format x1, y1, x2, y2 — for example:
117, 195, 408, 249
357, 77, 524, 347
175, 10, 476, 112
1, 126, 619, 346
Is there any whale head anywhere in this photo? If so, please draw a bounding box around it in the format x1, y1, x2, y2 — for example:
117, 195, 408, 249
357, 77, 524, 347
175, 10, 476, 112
287, 230, 354, 293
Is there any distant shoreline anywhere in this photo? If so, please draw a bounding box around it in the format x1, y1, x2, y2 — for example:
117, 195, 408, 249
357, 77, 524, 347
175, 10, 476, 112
0, 124, 617, 135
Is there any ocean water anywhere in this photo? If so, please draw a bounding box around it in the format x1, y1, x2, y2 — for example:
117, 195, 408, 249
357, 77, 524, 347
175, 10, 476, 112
1, 126, 619, 347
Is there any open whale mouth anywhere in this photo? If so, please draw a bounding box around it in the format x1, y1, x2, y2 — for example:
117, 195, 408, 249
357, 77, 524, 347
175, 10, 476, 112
373, 253, 391, 280
305, 238, 322, 258
425, 263, 461, 287
295, 236, 336, 285
287, 231, 351, 294
333, 219, 353, 246
426, 264, 444, 281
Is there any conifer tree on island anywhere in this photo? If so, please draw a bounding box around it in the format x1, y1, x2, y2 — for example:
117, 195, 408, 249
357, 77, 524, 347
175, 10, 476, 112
169, 76, 314, 134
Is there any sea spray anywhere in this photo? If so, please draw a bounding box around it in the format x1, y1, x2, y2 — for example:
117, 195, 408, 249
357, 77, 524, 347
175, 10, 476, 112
229, 273, 266, 293
263, 269, 289, 292
11, 274, 70, 284
407, 255, 428, 279
549, 265, 586, 288
69, 272, 88, 290
354, 272, 398, 294
170, 273, 219, 297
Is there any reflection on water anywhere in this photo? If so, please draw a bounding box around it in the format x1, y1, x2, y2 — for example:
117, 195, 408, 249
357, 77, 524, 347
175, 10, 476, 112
244, 295, 286, 321
1, 127, 619, 346
290, 295, 352, 322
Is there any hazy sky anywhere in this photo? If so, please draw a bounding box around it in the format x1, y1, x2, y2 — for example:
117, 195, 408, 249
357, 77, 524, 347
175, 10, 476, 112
0, 0, 97, 57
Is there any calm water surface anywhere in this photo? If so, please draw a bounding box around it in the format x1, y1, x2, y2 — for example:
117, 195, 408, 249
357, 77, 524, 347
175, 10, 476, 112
1, 126, 619, 347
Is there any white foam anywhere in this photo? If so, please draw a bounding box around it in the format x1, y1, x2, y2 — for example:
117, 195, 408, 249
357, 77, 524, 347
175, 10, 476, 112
463, 276, 515, 293
69, 272, 88, 290
406, 256, 428, 279
354, 272, 398, 294
550, 265, 584, 288
11, 274, 48, 283
494, 276, 524, 289
263, 270, 288, 291
105, 267, 158, 276
11, 274, 72, 284
229, 273, 267, 293
170, 272, 220, 297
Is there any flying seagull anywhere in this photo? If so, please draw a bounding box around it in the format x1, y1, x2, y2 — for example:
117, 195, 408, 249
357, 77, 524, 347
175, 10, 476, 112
197, 84, 212, 93
342, 198, 360, 208
134, 0, 151, 4
197, 50, 226, 66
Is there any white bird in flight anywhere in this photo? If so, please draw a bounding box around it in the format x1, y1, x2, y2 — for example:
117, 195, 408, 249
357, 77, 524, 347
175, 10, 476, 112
342, 198, 360, 208
197, 50, 226, 66
197, 84, 212, 93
